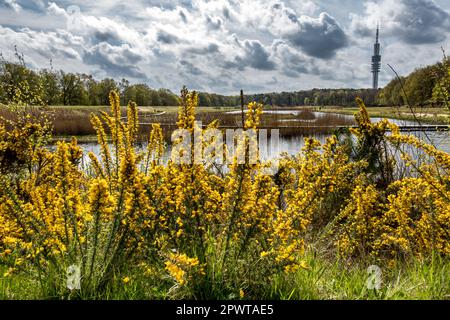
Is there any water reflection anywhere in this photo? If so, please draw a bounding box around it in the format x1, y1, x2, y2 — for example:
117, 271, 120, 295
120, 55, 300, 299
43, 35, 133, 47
78, 112, 450, 165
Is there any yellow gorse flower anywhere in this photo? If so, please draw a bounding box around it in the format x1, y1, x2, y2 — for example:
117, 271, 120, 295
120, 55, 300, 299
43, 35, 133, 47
0, 88, 448, 298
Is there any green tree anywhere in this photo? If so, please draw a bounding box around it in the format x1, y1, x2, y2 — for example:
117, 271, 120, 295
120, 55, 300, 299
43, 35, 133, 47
404, 66, 437, 106
0, 49, 45, 105
59, 71, 86, 105
97, 78, 118, 105
119, 78, 130, 106
40, 68, 61, 105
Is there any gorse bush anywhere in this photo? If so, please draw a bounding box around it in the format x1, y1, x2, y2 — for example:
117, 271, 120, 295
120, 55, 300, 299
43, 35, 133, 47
0, 50, 45, 107
332, 102, 450, 260
0, 88, 449, 299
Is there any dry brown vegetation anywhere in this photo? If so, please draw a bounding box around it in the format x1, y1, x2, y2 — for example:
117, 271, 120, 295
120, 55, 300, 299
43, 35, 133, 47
1, 105, 356, 142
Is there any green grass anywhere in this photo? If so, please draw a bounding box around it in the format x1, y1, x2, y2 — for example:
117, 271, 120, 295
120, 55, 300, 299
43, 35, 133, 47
318, 106, 450, 125
15, 104, 450, 123
270, 253, 449, 300
1, 253, 448, 300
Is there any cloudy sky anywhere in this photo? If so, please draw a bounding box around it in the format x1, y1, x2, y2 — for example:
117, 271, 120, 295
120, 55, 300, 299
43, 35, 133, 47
1, 0, 450, 94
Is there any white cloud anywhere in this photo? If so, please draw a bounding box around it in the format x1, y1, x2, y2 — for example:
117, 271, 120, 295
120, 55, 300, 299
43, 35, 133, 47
350, 0, 450, 44
3, 0, 21, 12
84, 42, 146, 78
0, 25, 82, 61
0, 0, 448, 94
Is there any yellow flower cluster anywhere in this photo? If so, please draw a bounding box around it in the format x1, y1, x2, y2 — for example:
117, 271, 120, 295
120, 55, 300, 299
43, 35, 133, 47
244, 101, 263, 129
0, 108, 51, 174
177, 86, 196, 130
0, 88, 448, 297
333, 101, 450, 259
164, 252, 201, 286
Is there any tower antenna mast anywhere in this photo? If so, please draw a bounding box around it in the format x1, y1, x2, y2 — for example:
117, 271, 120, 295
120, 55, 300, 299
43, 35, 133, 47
371, 23, 381, 90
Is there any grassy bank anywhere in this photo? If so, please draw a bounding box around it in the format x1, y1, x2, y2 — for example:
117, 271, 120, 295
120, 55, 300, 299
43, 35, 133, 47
318, 106, 450, 124
1, 252, 448, 300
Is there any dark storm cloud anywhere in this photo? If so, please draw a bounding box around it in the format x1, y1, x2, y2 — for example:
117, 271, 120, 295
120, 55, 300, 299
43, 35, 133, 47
205, 15, 222, 30
179, 60, 203, 75
1, 0, 20, 11
33, 43, 79, 60
352, 0, 450, 45
353, 27, 372, 38
2, 0, 48, 13
185, 43, 219, 55
286, 12, 348, 59
273, 42, 317, 77
156, 30, 181, 44
84, 42, 145, 78
223, 7, 231, 20
179, 9, 187, 23
227, 40, 276, 71
282, 65, 309, 78
397, 0, 450, 44
93, 30, 123, 45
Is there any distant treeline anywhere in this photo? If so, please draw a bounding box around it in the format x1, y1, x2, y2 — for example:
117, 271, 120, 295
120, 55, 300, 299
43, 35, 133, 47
1, 50, 448, 107
378, 57, 450, 107
239, 89, 379, 107
0, 51, 180, 107
0, 55, 379, 107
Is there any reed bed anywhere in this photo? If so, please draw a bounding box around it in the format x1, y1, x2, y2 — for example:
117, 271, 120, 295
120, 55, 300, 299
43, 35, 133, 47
1, 105, 356, 142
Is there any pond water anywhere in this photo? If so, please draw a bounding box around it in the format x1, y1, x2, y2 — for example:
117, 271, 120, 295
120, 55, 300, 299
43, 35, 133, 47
78, 111, 450, 165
